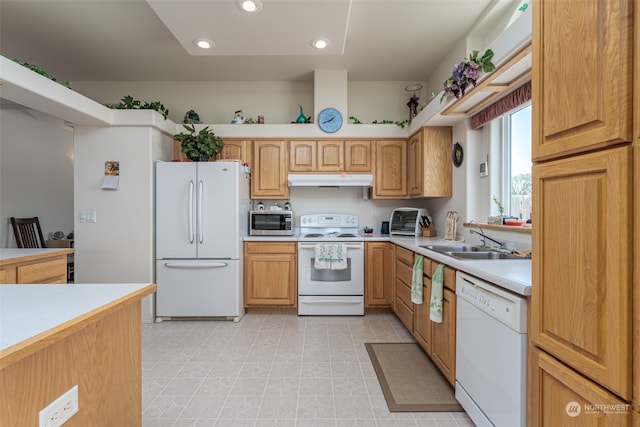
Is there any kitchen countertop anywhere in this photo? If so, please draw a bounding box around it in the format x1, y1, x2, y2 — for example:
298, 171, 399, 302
389, 236, 531, 296
244, 234, 299, 242
0, 248, 74, 265
244, 234, 532, 296
0, 283, 156, 355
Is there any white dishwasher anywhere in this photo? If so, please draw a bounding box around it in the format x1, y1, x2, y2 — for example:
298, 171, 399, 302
455, 271, 527, 427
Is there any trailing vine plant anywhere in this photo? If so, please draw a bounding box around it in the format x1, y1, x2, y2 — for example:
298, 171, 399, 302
106, 95, 169, 120
349, 116, 409, 128
5, 56, 71, 88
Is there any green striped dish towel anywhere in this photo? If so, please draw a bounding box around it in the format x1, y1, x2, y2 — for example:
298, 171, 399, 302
411, 255, 424, 304
430, 263, 444, 323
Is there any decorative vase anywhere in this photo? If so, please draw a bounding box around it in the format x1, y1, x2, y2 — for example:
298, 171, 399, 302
296, 104, 307, 123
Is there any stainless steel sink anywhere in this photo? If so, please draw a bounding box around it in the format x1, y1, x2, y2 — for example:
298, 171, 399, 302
419, 244, 522, 260
419, 245, 486, 252
446, 251, 520, 260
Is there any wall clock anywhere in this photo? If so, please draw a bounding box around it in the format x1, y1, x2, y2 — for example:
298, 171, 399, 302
317, 108, 343, 133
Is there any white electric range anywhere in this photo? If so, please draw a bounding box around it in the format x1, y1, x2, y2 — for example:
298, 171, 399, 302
297, 213, 364, 315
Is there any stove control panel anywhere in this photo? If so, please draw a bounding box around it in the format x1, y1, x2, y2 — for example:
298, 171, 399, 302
300, 214, 358, 227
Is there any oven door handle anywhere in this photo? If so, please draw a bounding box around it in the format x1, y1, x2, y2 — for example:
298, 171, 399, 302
298, 244, 363, 250
300, 299, 363, 305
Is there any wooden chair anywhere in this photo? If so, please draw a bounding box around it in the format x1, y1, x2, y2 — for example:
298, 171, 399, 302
10, 217, 47, 248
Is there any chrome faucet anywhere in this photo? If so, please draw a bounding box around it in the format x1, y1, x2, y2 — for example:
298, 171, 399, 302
469, 222, 505, 249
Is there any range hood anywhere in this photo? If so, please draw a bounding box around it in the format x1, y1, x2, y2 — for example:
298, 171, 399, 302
287, 173, 373, 188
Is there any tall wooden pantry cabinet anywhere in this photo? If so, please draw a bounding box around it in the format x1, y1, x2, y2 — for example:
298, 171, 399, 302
529, 0, 638, 425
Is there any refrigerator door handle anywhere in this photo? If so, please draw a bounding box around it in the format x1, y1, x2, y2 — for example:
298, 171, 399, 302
188, 180, 195, 243
198, 180, 204, 244
164, 262, 229, 269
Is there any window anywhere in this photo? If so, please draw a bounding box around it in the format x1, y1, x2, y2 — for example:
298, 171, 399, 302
502, 103, 532, 220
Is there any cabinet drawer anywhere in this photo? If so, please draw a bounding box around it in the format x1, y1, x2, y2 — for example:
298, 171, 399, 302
395, 246, 414, 266
17, 258, 66, 283
431, 263, 456, 292
421, 257, 432, 278
396, 260, 413, 286
395, 297, 414, 331
245, 241, 296, 254
396, 279, 412, 308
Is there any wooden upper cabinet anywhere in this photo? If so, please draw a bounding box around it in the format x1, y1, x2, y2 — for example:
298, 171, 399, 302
407, 128, 452, 198
219, 139, 251, 163
317, 141, 344, 171
532, 0, 633, 161
373, 139, 407, 199
531, 146, 632, 399
407, 132, 423, 197
289, 139, 370, 173
344, 140, 372, 172
251, 140, 289, 199
289, 140, 316, 172
172, 138, 250, 164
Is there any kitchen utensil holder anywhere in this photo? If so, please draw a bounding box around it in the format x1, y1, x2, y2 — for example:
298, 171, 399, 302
422, 227, 436, 237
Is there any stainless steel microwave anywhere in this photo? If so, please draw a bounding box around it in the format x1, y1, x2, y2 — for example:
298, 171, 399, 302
249, 210, 293, 235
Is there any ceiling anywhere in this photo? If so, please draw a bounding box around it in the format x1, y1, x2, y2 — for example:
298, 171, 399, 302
0, 0, 519, 83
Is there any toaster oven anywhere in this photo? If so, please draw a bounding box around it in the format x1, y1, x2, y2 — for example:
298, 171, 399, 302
389, 208, 428, 236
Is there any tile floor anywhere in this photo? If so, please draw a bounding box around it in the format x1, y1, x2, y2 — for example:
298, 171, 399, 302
142, 312, 475, 427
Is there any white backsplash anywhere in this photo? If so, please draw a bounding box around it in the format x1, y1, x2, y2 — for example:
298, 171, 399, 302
252, 187, 429, 232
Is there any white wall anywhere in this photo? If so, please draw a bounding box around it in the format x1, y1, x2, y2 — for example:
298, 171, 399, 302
0, 107, 74, 247
70, 80, 424, 127
73, 125, 173, 321
424, 119, 531, 249
255, 187, 429, 233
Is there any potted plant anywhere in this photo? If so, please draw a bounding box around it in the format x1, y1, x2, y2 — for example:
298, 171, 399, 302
488, 195, 505, 225
174, 124, 224, 162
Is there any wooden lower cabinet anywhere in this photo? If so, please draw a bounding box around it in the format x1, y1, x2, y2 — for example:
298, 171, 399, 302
0, 251, 71, 284
393, 246, 457, 385
529, 347, 632, 426
430, 287, 456, 385
244, 242, 296, 306
394, 246, 414, 330
413, 276, 432, 356
364, 242, 394, 307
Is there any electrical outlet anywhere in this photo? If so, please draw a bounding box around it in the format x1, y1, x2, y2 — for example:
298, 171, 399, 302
39, 385, 78, 427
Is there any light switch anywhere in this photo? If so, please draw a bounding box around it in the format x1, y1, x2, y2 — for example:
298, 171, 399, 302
79, 210, 97, 223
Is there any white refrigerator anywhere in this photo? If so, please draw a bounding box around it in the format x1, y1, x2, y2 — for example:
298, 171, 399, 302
155, 161, 250, 321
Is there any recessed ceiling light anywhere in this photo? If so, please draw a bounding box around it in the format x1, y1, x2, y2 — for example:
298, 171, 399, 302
237, 0, 262, 13
310, 38, 330, 49
193, 38, 215, 49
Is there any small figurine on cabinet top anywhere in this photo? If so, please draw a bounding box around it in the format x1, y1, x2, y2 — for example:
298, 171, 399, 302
231, 110, 244, 124
183, 109, 201, 124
